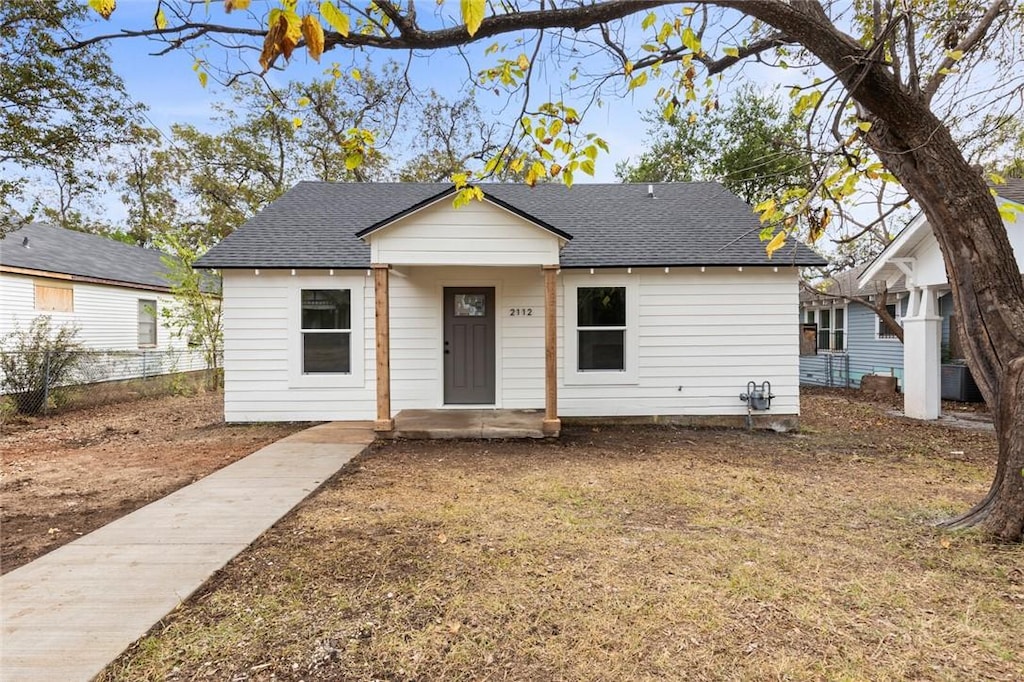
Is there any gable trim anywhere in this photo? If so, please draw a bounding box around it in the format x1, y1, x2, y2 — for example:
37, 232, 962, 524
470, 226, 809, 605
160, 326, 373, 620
355, 184, 573, 242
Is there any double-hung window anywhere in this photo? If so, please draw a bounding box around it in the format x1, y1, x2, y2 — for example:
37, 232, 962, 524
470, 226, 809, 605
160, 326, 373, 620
577, 286, 627, 371
301, 289, 351, 374
138, 299, 157, 347
565, 278, 637, 385
808, 305, 845, 352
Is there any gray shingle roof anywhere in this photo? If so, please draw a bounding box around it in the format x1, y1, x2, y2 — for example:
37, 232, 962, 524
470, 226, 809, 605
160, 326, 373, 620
799, 264, 907, 303
196, 181, 826, 269
996, 177, 1024, 204
0, 223, 174, 289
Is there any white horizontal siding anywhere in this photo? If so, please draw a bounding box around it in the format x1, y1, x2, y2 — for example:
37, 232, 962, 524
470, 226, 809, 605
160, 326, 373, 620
219, 265, 803, 422
0, 273, 189, 353
369, 198, 561, 266
220, 269, 375, 422
558, 267, 800, 417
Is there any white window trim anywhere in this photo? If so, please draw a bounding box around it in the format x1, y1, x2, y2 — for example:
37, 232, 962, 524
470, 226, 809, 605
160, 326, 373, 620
288, 274, 365, 389
875, 298, 903, 341
564, 274, 639, 386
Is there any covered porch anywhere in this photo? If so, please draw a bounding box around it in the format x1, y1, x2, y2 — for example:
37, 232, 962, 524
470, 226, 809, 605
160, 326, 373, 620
358, 189, 568, 438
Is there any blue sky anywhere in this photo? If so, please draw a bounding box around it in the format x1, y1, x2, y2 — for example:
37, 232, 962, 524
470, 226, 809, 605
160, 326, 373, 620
96, 0, 665, 182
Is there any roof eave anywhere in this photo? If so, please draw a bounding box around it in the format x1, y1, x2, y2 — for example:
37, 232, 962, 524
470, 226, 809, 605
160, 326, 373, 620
857, 211, 928, 288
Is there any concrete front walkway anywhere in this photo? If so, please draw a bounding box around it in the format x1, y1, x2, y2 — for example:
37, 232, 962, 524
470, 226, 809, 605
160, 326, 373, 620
0, 421, 374, 682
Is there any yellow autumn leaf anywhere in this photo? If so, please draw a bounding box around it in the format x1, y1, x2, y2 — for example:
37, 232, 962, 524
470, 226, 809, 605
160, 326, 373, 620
259, 14, 287, 73
517, 54, 530, 70
302, 14, 325, 62
319, 1, 350, 37
345, 153, 362, 170
197, 71, 208, 88
857, 120, 872, 132
155, 8, 168, 29
628, 71, 648, 90
461, 0, 486, 37
351, 68, 361, 81
224, 0, 251, 12
723, 46, 739, 58
765, 230, 786, 259
88, 0, 116, 20
753, 197, 776, 214
297, 96, 311, 107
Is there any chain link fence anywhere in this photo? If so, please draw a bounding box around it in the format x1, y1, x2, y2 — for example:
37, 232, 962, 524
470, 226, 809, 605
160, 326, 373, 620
0, 349, 218, 416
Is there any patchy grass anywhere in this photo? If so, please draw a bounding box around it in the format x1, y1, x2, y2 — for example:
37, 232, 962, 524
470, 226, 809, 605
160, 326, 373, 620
102, 389, 1022, 681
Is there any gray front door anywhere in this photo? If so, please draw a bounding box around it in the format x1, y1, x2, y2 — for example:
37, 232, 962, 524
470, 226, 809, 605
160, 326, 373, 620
444, 287, 496, 404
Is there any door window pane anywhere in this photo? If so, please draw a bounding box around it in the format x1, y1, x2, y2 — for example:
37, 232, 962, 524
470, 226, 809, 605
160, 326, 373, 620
454, 293, 486, 317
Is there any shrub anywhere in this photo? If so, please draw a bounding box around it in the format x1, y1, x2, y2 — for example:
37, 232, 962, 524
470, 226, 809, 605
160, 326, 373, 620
0, 317, 84, 415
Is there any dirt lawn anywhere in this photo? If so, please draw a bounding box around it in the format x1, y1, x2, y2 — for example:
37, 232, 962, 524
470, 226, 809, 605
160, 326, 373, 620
98, 388, 1022, 682
1, 391, 307, 574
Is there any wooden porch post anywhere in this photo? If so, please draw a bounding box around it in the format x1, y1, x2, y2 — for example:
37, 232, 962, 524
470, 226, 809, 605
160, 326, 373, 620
372, 264, 394, 433
542, 265, 561, 436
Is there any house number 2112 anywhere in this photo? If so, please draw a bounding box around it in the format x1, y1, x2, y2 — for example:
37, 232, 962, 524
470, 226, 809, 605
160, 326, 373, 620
509, 308, 533, 316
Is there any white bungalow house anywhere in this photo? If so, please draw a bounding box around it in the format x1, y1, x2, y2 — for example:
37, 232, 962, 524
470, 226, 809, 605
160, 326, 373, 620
858, 178, 1024, 419
0, 223, 207, 380
196, 182, 825, 434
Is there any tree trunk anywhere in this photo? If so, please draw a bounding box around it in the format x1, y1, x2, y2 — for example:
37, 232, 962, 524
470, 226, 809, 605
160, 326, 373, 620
942, 358, 1024, 540
733, 0, 1024, 540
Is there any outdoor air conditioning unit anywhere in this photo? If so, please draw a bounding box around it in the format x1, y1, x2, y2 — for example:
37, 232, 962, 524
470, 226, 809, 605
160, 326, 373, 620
940, 364, 984, 403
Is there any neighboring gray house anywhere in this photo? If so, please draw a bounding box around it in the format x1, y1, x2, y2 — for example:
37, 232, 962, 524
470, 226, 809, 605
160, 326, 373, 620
196, 182, 825, 433
798, 265, 960, 389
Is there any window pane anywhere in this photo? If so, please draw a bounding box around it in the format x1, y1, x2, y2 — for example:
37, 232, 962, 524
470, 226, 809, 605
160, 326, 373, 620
819, 309, 830, 328
303, 332, 350, 373
302, 290, 350, 330
879, 304, 897, 337
454, 293, 486, 317
833, 330, 845, 351
834, 308, 844, 329
805, 310, 815, 324
578, 330, 624, 370
578, 287, 626, 327
817, 330, 830, 350
138, 300, 156, 346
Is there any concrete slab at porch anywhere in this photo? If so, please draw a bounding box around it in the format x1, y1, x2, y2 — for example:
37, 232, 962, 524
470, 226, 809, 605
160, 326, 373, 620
385, 409, 554, 439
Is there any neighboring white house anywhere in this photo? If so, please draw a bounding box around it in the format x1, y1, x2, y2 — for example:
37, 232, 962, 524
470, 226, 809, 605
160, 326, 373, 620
0, 223, 206, 381
197, 182, 824, 433
859, 178, 1024, 419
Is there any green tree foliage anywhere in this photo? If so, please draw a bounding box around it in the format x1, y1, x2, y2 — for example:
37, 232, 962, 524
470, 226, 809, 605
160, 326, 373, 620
617, 87, 811, 205
0, 317, 84, 415
155, 235, 224, 390
0, 0, 141, 235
